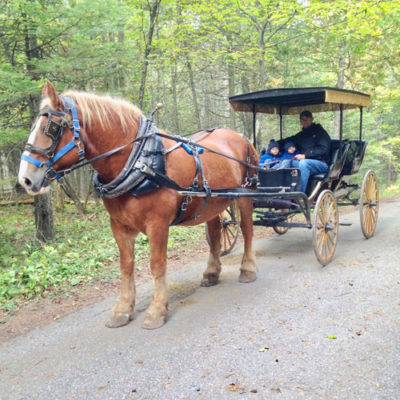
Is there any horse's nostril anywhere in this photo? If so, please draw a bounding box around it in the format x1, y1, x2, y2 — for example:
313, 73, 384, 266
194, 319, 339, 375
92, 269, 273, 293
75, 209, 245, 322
24, 177, 32, 188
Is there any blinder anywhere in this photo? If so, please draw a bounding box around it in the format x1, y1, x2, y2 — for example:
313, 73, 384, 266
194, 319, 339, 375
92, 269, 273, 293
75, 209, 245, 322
44, 117, 64, 142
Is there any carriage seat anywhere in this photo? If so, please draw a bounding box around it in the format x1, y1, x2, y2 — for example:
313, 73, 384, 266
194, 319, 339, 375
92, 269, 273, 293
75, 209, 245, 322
310, 139, 350, 182
341, 140, 368, 176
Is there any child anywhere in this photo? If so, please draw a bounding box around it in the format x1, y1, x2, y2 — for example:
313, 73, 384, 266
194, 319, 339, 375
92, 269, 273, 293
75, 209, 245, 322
277, 141, 300, 168
259, 140, 281, 168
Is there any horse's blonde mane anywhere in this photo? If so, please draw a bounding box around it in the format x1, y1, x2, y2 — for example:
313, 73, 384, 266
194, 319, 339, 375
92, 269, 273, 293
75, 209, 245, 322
42, 90, 143, 134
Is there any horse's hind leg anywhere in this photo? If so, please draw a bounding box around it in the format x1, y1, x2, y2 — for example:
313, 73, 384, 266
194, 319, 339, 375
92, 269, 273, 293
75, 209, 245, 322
142, 223, 169, 330
238, 197, 257, 283
106, 219, 138, 328
201, 216, 222, 287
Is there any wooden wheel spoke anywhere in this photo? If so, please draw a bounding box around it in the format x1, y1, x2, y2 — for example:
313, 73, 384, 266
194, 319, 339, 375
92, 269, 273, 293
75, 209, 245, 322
223, 231, 228, 251
327, 231, 336, 248
360, 171, 379, 239
313, 190, 338, 266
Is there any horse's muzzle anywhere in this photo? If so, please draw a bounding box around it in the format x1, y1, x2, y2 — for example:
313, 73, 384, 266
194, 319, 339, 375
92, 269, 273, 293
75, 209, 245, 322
18, 163, 51, 195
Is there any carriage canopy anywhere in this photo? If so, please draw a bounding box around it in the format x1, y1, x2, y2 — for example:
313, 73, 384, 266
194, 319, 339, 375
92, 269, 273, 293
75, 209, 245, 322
229, 87, 371, 115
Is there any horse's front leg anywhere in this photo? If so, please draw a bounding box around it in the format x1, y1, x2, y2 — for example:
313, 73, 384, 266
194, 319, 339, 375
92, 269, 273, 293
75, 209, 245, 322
238, 197, 258, 283
106, 219, 138, 328
142, 224, 169, 330
201, 216, 222, 287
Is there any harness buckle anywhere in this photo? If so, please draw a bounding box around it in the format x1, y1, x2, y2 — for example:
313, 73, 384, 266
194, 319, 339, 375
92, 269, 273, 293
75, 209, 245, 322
181, 197, 189, 211
136, 162, 156, 177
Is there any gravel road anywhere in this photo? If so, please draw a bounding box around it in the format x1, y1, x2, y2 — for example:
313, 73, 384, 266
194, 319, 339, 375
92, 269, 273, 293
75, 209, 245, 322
1, 200, 399, 400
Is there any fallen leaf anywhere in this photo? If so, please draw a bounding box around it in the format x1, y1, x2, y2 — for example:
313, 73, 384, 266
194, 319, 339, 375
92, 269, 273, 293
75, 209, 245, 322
376, 383, 381, 389
327, 335, 337, 339
226, 383, 245, 393
271, 386, 281, 393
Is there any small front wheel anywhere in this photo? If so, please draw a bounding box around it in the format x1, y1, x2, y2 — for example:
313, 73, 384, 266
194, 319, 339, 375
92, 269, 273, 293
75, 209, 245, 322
359, 170, 379, 239
312, 190, 339, 266
272, 209, 291, 235
205, 201, 240, 256
273, 224, 289, 235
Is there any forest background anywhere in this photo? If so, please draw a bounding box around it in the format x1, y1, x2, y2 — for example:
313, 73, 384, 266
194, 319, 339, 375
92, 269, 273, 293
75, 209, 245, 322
0, 0, 399, 312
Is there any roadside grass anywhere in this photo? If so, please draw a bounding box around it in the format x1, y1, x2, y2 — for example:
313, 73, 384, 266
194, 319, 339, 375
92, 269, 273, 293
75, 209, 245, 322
0, 203, 205, 314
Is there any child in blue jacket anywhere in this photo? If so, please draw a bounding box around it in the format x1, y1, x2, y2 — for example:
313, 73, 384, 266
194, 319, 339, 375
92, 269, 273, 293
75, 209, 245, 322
259, 140, 280, 168
277, 141, 300, 168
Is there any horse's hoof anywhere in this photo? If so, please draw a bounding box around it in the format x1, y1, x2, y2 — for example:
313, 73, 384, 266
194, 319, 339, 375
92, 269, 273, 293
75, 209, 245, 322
105, 312, 132, 328
200, 275, 219, 287
142, 313, 166, 330
238, 271, 257, 283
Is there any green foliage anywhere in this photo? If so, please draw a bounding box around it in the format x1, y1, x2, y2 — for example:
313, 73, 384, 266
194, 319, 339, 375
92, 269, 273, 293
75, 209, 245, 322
0, 202, 205, 312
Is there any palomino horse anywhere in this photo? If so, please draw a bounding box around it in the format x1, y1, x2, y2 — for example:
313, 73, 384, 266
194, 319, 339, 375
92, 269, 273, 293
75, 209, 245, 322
18, 81, 258, 329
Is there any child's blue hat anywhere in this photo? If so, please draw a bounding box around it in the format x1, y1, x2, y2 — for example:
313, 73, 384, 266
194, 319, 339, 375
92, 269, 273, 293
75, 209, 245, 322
267, 140, 279, 153
284, 141, 296, 152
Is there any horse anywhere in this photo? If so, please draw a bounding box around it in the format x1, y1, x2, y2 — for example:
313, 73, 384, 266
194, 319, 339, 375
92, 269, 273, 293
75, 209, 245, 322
18, 81, 258, 329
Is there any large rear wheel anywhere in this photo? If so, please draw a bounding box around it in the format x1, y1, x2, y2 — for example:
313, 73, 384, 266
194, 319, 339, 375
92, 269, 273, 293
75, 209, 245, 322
312, 190, 339, 266
359, 170, 379, 239
205, 201, 240, 256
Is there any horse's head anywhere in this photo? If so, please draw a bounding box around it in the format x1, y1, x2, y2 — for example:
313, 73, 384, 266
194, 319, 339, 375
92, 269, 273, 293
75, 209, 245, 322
18, 81, 85, 195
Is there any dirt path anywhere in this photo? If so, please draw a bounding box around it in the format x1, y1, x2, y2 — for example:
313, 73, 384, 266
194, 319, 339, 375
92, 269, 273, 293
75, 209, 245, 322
0, 224, 273, 342
0, 200, 399, 400
2, 195, 395, 343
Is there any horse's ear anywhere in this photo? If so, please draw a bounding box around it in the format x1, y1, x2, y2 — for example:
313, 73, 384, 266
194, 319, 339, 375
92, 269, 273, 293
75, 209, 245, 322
42, 81, 62, 110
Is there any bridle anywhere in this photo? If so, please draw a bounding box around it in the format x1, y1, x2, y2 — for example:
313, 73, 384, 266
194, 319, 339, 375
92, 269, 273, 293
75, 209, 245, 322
21, 96, 85, 181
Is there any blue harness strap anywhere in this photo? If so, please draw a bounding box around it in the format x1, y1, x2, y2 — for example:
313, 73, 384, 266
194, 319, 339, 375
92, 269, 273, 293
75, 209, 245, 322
21, 154, 49, 168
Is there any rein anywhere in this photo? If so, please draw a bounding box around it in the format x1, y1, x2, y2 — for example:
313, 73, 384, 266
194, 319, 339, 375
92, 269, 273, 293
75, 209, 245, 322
23, 101, 260, 193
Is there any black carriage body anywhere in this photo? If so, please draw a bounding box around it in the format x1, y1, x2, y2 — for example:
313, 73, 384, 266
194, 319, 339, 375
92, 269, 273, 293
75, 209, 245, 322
257, 168, 300, 192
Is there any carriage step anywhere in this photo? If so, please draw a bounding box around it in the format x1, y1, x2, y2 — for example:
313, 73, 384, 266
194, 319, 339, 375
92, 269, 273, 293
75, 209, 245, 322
339, 222, 352, 226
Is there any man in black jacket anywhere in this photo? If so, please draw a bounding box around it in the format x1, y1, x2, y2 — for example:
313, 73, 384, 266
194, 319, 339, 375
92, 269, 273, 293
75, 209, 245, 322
286, 110, 331, 193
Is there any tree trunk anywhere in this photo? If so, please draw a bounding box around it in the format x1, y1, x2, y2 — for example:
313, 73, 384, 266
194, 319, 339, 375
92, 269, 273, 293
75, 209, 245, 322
171, 59, 180, 132
334, 54, 346, 139
24, 6, 55, 241
137, 0, 162, 109
186, 60, 201, 129
227, 61, 237, 131
59, 177, 85, 215
34, 192, 54, 241
55, 184, 64, 210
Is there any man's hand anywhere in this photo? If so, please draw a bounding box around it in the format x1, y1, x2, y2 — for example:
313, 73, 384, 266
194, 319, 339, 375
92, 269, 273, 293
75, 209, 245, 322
294, 154, 306, 160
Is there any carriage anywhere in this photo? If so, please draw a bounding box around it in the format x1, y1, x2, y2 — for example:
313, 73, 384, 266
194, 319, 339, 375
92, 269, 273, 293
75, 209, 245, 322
205, 87, 378, 265
19, 83, 378, 329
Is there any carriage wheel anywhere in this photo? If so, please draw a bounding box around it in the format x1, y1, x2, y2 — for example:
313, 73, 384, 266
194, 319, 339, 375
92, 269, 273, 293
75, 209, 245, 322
272, 209, 291, 235
359, 170, 379, 239
312, 190, 339, 266
205, 200, 240, 256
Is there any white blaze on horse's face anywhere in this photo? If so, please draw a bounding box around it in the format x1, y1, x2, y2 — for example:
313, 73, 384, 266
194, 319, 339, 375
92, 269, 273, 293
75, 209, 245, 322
18, 116, 51, 195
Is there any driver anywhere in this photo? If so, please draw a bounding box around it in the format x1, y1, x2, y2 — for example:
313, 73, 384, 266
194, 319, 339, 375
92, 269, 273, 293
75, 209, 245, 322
285, 110, 331, 193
